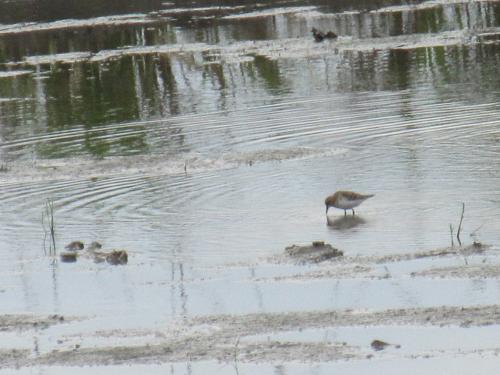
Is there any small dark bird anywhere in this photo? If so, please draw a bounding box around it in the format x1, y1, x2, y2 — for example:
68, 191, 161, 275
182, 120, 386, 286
311, 27, 325, 42
311, 28, 338, 42
324, 31, 338, 39
325, 190, 374, 216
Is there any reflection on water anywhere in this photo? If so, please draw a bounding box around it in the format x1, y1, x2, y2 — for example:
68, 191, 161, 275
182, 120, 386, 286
1, 43, 499, 159
327, 215, 366, 230
0, 1, 499, 159
317, 0, 500, 37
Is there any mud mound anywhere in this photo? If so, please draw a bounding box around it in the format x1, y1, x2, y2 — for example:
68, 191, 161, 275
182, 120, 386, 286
285, 241, 343, 263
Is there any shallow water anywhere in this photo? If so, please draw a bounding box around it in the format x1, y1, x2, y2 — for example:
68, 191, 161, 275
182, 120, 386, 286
1, 0, 500, 371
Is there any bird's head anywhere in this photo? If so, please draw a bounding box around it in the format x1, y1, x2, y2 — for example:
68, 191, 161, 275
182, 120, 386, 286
325, 199, 330, 215
324, 195, 335, 215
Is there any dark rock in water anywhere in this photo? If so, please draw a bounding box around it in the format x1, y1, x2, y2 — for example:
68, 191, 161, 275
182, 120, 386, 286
106, 250, 128, 265
371, 339, 390, 351
473, 241, 483, 249
65, 241, 84, 251
285, 242, 343, 263
60, 252, 77, 263
93, 254, 106, 264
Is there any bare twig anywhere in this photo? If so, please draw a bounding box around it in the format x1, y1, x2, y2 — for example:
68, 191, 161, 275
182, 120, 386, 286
42, 211, 47, 255
453, 203, 468, 265
449, 224, 454, 247
456, 203, 465, 247
233, 336, 241, 375
383, 266, 391, 279
470, 223, 484, 240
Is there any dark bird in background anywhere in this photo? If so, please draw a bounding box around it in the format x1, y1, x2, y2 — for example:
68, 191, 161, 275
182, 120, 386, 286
325, 31, 338, 39
311, 27, 325, 42
311, 27, 338, 42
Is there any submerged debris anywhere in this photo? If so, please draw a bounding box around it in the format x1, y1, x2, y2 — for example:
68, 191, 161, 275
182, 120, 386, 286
473, 241, 483, 249
370, 339, 400, 351
370, 339, 389, 351
92, 250, 129, 265
285, 241, 343, 263
106, 250, 128, 265
59, 240, 128, 265
60, 252, 77, 263
414, 243, 489, 259
87, 241, 102, 252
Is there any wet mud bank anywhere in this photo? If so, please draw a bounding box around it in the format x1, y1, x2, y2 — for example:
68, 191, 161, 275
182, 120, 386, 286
4, 304, 500, 368
2, 243, 500, 369
0, 313, 68, 331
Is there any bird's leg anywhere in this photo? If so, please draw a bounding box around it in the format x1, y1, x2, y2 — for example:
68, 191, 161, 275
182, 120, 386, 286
352, 209, 355, 215
344, 210, 347, 216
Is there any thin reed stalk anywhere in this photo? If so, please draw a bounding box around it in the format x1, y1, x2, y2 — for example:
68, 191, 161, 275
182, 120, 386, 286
457, 202, 465, 247
42, 199, 56, 255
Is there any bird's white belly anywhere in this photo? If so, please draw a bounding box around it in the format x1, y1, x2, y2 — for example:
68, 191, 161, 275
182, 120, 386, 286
334, 197, 363, 209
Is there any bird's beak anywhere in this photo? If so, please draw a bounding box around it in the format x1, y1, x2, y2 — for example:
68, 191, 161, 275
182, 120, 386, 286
325, 205, 329, 215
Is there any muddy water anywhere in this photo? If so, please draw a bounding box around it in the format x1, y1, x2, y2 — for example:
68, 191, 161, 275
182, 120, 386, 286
1, 0, 500, 372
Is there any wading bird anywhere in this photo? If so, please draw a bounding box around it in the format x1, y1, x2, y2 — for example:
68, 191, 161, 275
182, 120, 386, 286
325, 190, 374, 216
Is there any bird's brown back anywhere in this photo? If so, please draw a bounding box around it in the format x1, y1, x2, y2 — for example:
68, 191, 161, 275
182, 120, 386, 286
339, 190, 370, 200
